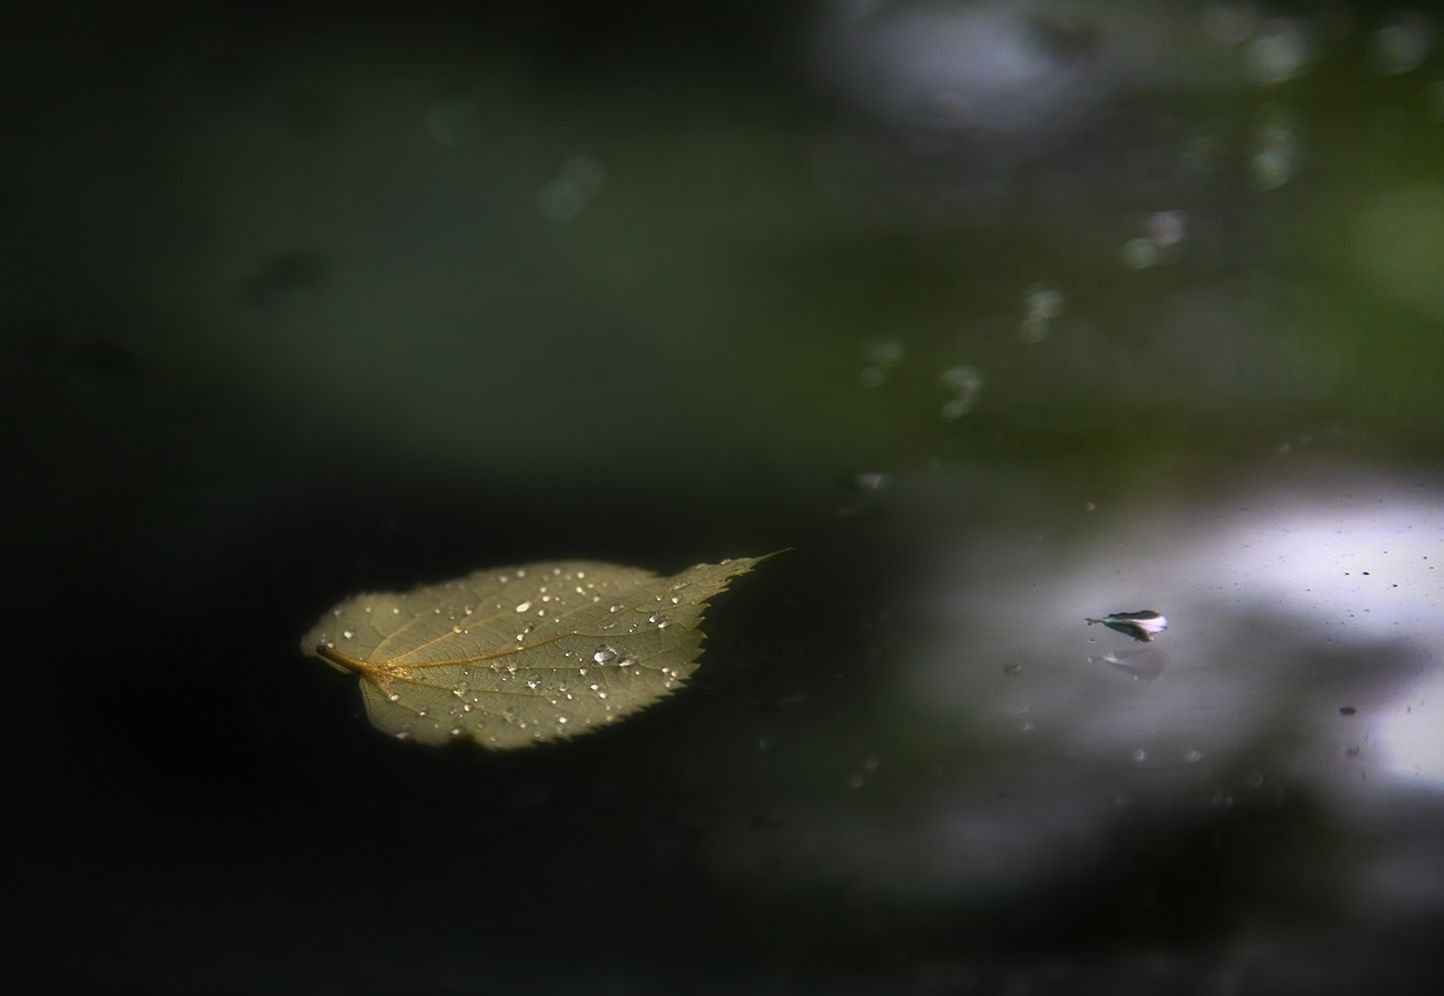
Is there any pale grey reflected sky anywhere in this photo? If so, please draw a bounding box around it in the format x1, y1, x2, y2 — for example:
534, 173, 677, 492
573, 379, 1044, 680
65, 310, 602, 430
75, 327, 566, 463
711, 461, 1444, 911
913, 464, 1444, 784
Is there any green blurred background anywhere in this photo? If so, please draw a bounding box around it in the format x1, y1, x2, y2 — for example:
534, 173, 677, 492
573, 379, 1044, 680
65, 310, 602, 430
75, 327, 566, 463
6, 1, 1444, 991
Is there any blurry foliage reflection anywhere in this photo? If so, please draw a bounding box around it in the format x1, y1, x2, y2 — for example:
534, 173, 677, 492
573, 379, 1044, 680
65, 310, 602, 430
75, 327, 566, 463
6, 0, 1444, 991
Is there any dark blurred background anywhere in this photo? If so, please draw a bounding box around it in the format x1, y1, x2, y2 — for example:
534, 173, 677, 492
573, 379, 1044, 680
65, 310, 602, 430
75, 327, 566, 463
5, 1, 1444, 992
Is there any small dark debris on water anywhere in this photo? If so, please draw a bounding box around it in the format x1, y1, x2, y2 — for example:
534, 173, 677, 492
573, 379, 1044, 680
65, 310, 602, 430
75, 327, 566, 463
1085, 610, 1168, 642
1340, 706, 1357, 716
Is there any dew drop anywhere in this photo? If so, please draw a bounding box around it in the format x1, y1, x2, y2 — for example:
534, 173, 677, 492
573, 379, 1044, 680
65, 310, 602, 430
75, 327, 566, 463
516, 569, 527, 577
388, 693, 400, 702
537, 608, 547, 616
417, 709, 428, 717
670, 594, 682, 604
396, 730, 411, 740
657, 616, 672, 630
464, 607, 473, 615
577, 571, 586, 578
332, 608, 342, 617
393, 607, 401, 615
610, 603, 626, 613
450, 728, 462, 736
453, 624, 463, 633
526, 677, 541, 690
619, 656, 638, 667
463, 704, 472, 712
515, 601, 532, 613
1003, 664, 1023, 676
598, 691, 608, 699
594, 646, 618, 664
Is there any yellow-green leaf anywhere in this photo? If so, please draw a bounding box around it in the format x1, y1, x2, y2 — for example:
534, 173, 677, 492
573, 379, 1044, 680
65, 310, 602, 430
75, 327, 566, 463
300, 556, 767, 748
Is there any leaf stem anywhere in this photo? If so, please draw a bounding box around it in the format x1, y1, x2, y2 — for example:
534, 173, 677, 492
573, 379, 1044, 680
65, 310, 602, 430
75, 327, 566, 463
316, 644, 371, 675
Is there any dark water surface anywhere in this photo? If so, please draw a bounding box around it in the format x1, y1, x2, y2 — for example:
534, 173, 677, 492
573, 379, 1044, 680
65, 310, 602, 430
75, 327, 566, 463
6, 2, 1444, 992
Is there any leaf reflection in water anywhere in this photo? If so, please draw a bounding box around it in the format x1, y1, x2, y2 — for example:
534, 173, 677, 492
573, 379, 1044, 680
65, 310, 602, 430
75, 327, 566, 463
1100, 646, 1169, 681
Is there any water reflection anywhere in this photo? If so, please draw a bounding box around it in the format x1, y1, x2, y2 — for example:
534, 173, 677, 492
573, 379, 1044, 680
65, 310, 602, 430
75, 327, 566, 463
1371, 11, 1436, 76
713, 464, 1444, 923
1243, 19, 1313, 85
1100, 645, 1170, 681
813, 0, 1125, 159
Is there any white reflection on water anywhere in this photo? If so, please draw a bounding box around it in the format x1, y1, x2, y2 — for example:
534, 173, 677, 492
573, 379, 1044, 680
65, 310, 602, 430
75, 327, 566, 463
713, 466, 1444, 904
811, 0, 1176, 154
910, 468, 1444, 799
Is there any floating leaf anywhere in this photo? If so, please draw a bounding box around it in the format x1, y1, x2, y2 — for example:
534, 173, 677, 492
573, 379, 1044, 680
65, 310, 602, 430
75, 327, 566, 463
300, 556, 768, 749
